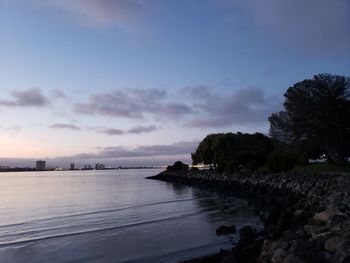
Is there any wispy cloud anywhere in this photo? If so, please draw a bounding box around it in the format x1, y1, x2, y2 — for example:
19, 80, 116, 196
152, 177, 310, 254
96, 128, 125, 136
49, 123, 81, 131
39, 0, 148, 29
94, 125, 159, 135
71, 86, 279, 129
68, 141, 198, 160
50, 89, 67, 100
128, 125, 157, 134
0, 88, 50, 108
0, 125, 22, 133
49, 123, 158, 135
74, 89, 192, 120
184, 86, 281, 128
228, 0, 350, 51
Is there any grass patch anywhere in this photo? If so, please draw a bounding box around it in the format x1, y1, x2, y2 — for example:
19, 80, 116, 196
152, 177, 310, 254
293, 162, 350, 173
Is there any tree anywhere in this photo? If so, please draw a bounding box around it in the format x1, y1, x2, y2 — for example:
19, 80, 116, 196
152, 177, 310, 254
167, 161, 189, 171
191, 133, 223, 169
269, 74, 350, 165
191, 132, 274, 172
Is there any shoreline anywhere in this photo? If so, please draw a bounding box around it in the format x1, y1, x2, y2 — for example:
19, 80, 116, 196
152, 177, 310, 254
147, 170, 350, 263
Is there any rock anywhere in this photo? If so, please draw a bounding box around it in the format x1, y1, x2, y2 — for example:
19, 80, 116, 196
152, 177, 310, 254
239, 226, 255, 239
324, 236, 345, 253
341, 255, 350, 263
310, 207, 340, 225
149, 169, 350, 263
236, 239, 264, 263
304, 224, 329, 238
272, 248, 287, 263
216, 225, 236, 236
294, 210, 304, 217
282, 254, 306, 263
258, 240, 281, 262
292, 240, 325, 263
180, 249, 237, 263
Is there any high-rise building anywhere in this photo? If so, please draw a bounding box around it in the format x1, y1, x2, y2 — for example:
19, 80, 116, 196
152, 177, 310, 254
36, 160, 46, 171
70, 163, 75, 170
95, 163, 106, 170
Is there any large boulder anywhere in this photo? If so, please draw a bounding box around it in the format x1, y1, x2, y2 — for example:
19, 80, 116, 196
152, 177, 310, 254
216, 225, 236, 236
324, 236, 345, 253
310, 207, 341, 225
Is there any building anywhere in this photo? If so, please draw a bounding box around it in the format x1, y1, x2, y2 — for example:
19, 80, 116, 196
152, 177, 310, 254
70, 163, 75, 170
83, 164, 92, 170
95, 163, 105, 170
36, 160, 46, 171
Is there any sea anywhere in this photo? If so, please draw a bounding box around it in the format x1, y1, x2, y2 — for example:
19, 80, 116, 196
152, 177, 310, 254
0, 169, 261, 263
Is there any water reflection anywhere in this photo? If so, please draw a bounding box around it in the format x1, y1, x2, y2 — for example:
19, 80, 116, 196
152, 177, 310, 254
192, 188, 261, 228
0, 170, 260, 263
165, 181, 190, 197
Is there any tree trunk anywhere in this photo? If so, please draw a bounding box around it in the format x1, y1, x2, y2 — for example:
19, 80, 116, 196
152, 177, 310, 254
325, 141, 347, 165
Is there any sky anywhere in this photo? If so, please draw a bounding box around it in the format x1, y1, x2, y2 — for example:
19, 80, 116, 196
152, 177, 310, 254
0, 0, 350, 167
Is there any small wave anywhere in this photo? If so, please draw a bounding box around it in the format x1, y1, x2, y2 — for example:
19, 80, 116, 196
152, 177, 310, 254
0, 197, 209, 230
0, 211, 202, 248
119, 240, 230, 263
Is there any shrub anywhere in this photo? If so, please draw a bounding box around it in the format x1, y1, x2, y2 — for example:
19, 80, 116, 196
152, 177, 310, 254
267, 150, 296, 173
166, 161, 189, 171
223, 160, 239, 174
192, 132, 274, 172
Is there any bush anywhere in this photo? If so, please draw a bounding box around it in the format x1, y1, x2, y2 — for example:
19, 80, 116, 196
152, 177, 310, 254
267, 150, 296, 173
223, 160, 239, 174
166, 161, 189, 171
191, 132, 274, 172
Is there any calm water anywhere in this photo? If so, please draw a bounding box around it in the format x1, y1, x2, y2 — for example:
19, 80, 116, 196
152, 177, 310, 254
0, 169, 260, 263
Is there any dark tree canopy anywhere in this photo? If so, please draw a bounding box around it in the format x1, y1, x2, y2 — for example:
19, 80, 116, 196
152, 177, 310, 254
166, 161, 189, 171
269, 74, 350, 165
191, 132, 274, 172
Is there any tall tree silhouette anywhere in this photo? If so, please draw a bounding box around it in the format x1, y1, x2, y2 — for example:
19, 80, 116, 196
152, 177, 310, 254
269, 74, 350, 165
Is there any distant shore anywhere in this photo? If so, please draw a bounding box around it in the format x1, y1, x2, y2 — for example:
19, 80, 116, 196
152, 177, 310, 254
0, 166, 162, 173
147, 169, 350, 263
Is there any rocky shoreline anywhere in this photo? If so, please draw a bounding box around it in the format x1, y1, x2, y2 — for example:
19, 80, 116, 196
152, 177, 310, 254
147, 170, 350, 263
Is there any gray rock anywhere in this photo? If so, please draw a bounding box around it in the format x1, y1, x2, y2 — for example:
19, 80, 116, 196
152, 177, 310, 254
282, 254, 306, 263
272, 248, 287, 263
310, 207, 340, 225
216, 225, 236, 236
304, 224, 329, 238
324, 236, 345, 253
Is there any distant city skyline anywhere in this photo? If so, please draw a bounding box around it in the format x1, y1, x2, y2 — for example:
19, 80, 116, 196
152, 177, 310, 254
1, 0, 350, 166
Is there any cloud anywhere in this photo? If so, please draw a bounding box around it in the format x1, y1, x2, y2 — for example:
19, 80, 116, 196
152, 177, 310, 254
230, 0, 350, 51
40, 0, 147, 28
128, 125, 157, 134
0, 125, 21, 133
50, 89, 67, 99
50, 123, 81, 131
185, 86, 281, 128
74, 89, 192, 120
0, 88, 50, 108
49, 123, 158, 135
69, 141, 199, 160
72, 86, 278, 129
96, 128, 125, 135
95, 125, 159, 136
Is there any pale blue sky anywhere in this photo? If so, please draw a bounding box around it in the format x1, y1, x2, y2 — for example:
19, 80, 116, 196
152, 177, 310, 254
1, 0, 349, 166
